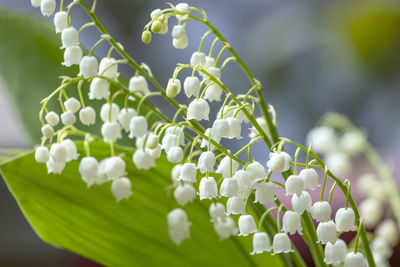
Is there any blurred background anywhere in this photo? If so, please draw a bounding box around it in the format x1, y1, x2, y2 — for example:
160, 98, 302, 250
1, 0, 400, 266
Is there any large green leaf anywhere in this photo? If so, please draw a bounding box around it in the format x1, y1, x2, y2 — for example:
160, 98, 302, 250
0, 142, 283, 267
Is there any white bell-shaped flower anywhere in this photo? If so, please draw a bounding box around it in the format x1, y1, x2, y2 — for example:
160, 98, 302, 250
174, 183, 196, 206
339, 131, 366, 155
249, 117, 269, 138
62, 45, 82, 66
111, 177, 132, 202
324, 239, 347, 265
344, 252, 365, 267
101, 121, 122, 142
118, 108, 136, 132
167, 146, 183, 163
61, 110, 76, 126
96, 159, 109, 185
79, 56, 98, 78
183, 76, 200, 98
171, 25, 186, 39
187, 98, 210, 121
167, 208, 191, 245
335, 208, 357, 232
165, 127, 185, 146
272, 233, 293, 254
40, 0, 56, 17
147, 144, 161, 160
150, 9, 162, 19
226, 196, 246, 215
307, 126, 338, 154
79, 106, 96, 126
105, 156, 126, 179
166, 78, 182, 98
246, 161, 267, 183
251, 232, 272, 255
61, 139, 79, 162
89, 78, 109, 100
282, 211, 302, 235
356, 173, 386, 201
206, 67, 221, 81
220, 178, 238, 198
209, 202, 226, 222
31, 0, 42, 8
35, 146, 50, 163
204, 56, 215, 69
238, 215, 257, 236
213, 216, 236, 240
50, 143, 67, 163
64, 97, 81, 113
54, 11, 68, 33
359, 198, 383, 228
161, 133, 178, 153
200, 128, 217, 149
267, 151, 292, 173
190, 51, 206, 66
376, 219, 399, 247
311, 201, 332, 222
300, 168, 318, 190
173, 35, 189, 49
100, 103, 119, 122
197, 151, 215, 173
171, 164, 182, 184
79, 157, 99, 187
41, 124, 54, 138
199, 176, 218, 200
325, 152, 350, 177
371, 237, 392, 259
132, 149, 156, 170
175, 2, 190, 20
178, 163, 197, 182
285, 175, 304, 196
46, 158, 65, 174
216, 156, 239, 178
254, 182, 275, 204
317, 221, 338, 244
291, 191, 312, 215
61, 27, 79, 48
204, 83, 223, 102
227, 117, 241, 139
129, 75, 149, 96
45, 111, 59, 126
129, 116, 148, 139
99, 57, 119, 79
233, 170, 252, 198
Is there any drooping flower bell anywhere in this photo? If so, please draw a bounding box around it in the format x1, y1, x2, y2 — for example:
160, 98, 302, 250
299, 168, 319, 190
132, 149, 156, 170
89, 78, 110, 100
233, 170, 252, 198
317, 221, 338, 244
335, 208, 357, 232
129, 75, 150, 96
359, 198, 383, 228
50, 143, 68, 163
344, 252, 365, 267
64, 97, 81, 113
249, 117, 269, 138
311, 201, 332, 222
61, 139, 79, 162
79, 106, 96, 126
79, 56, 98, 79
199, 176, 218, 200
376, 219, 399, 247
79, 157, 99, 187
46, 158, 65, 174
174, 184, 196, 206
167, 146, 184, 163
54, 11, 68, 33
62, 46, 82, 66
35, 146, 50, 163
45, 111, 59, 126
118, 108, 136, 132
178, 163, 197, 182
161, 134, 178, 153
105, 156, 126, 179
40, 0, 56, 17
167, 208, 191, 245
190, 51, 206, 66
246, 161, 267, 183
226, 196, 246, 215
212, 118, 230, 140
227, 117, 241, 139
172, 31, 188, 49
187, 98, 210, 121
165, 126, 185, 146
307, 126, 337, 154
267, 151, 292, 173
31, 0, 42, 8
204, 83, 223, 102
238, 215, 257, 236
324, 239, 347, 265
99, 57, 119, 79
61, 110, 76, 126
209, 202, 226, 222
272, 233, 293, 254
251, 232, 272, 255
166, 78, 182, 98
213, 216, 236, 240
41, 124, 54, 138
291, 191, 312, 215
282, 211, 302, 235
216, 156, 239, 178
111, 177, 133, 202
285, 175, 304, 196
129, 116, 148, 139
101, 121, 122, 142
175, 3, 190, 20
220, 178, 238, 198
254, 182, 275, 204
325, 152, 350, 177
100, 103, 120, 122
61, 27, 79, 48
197, 151, 215, 174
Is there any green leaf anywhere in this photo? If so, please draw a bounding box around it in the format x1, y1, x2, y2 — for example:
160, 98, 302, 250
0, 142, 283, 267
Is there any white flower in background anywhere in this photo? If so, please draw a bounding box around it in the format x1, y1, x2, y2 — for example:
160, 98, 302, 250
61, 27, 79, 48
325, 152, 350, 177
317, 221, 338, 244
129, 75, 150, 96
220, 178, 238, 198
254, 182, 275, 204
190, 51, 206, 66
79, 157, 99, 187
89, 78, 110, 100
213, 216, 236, 240
227, 117, 241, 139
356, 173, 386, 201
282, 211, 302, 235
64, 97, 81, 113
216, 156, 239, 178
187, 98, 210, 121
246, 161, 267, 183
226, 196, 246, 215
45, 111, 59, 126
299, 168, 318, 190
99, 57, 119, 79
132, 149, 156, 170
272, 233, 293, 254
183, 76, 200, 98
175, 3, 190, 20
31, 0, 42, 8
79, 106, 96, 126
376, 219, 399, 247
54, 11, 68, 33
311, 201, 332, 222
105, 156, 126, 179
371, 237, 392, 259
339, 131, 365, 155
46, 158, 65, 174
41, 124, 54, 138
291, 191, 312, 215
238, 215, 257, 236
100, 103, 120, 122
166, 78, 182, 98
40, 0, 56, 17
344, 252, 365, 267
249, 117, 269, 139
199, 176, 218, 200
50, 143, 67, 163
178, 163, 197, 182
167, 146, 183, 163
324, 239, 347, 265
61, 110, 76, 126
204, 83, 223, 102
174, 184, 196, 206
307, 126, 338, 155
62, 45, 82, 66
359, 198, 383, 228
267, 151, 292, 173
285, 175, 304, 196
111, 177, 133, 202
61, 139, 79, 162
118, 108, 136, 132
129, 116, 148, 139
209, 202, 226, 222
251, 232, 272, 255
101, 121, 122, 142
233, 170, 252, 198
167, 208, 191, 245
79, 56, 98, 78
335, 208, 356, 232
35, 146, 50, 163
197, 151, 215, 173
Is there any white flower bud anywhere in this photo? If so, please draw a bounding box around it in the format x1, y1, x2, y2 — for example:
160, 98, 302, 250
61, 27, 79, 48
105, 156, 126, 179
61, 139, 79, 162
212, 119, 230, 139
31, 0, 42, 8
111, 177, 132, 202
173, 35, 189, 49
376, 219, 398, 247
344, 252, 365, 267
79, 157, 99, 187
227, 117, 241, 139
89, 78, 110, 100
167, 208, 191, 245
178, 163, 197, 182
300, 168, 318, 190
101, 121, 122, 142
62, 45, 82, 66
254, 182, 275, 204
166, 78, 181, 98
174, 183, 196, 206
220, 178, 238, 198
311, 201, 332, 222
307, 126, 337, 154
145, 133, 159, 150
267, 151, 292, 173
317, 221, 338, 244
117, 108, 136, 132
238, 215, 257, 236
272, 233, 293, 254
226, 196, 246, 215
251, 232, 272, 255
175, 3, 190, 20
54, 11, 68, 33
41, 124, 54, 138
285, 175, 304, 196
159, 20, 168, 35
99, 57, 119, 79
204, 56, 216, 69
233, 170, 252, 198
150, 9, 162, 20
190, 51, 206, 66
171, 25, 186, 39
325, 152, 350, 177
40, 0, 56, 17
282, 211, 302, 235
324, 239, 347, 265
50, 143, 67, 163
132, 149, 155, 170
61, 111, 76, 126
35, 146, 50, 163
183, 76, 200, 98
46, 158, 65, 174
247, 161, 267, 183
167, 146, 183, 163
359, 198, 383, 228
199, 176, 218, 200
197, 151, 215, 174
335, 208, 357, 232
79, 106, 96, 126
209, 202, 225, 222
129, 75, 149, 96
291, 191, 312, 215
204, 83, 223, 102
64, 97, 81, 113
216, 156, 239, 178
213, 216, 236, 240
128, 116, 148, 139
187, 98, 210, 121
249, 117, 269, 138
100, 103, 120, 122
45, 111, 59, 126
79, 56, 98, 78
